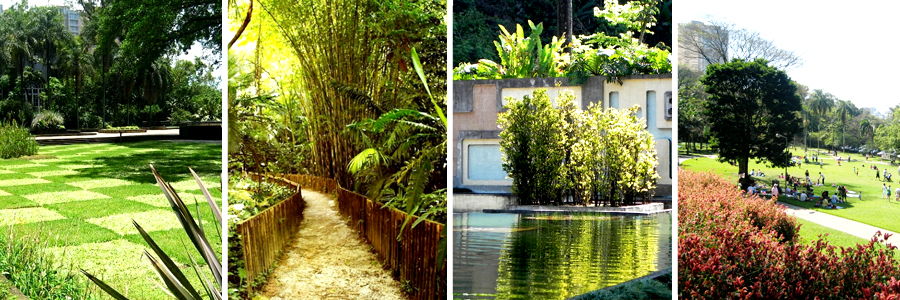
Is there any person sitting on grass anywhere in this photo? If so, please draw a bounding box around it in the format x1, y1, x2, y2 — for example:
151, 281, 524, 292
747, 185, 756, 194
799, 191, 808, 201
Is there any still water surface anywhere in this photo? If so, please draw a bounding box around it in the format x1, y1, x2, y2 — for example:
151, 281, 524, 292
453, 212, 671, 299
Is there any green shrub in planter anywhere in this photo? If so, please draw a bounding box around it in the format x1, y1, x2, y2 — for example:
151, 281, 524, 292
0, 122, 38, 159
30, 110, 65, 133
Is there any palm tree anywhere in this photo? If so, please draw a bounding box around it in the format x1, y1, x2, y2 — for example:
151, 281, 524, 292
861, 119, 877, 146
29, 6, 72, 82
834, 99, 856, 148
808, 89, 834, 150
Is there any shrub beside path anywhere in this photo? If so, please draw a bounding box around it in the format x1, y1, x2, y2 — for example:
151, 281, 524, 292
778, 201, 899, 243
261, 189, 406, 300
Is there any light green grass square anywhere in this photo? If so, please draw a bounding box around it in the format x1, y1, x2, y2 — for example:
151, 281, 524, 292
0, 207, 66, 226
0, 163, 45, 169
127, 194, 170, 208
0, 189, 8, 196
30, 158, 65, 164
68, 178, 135, 190
0, 178, 50, 186
87, 210, 182, 235
0, 169, 13, 174
168, 178, 219, 191
28, 170, 79, 178
23, 190, 111, 205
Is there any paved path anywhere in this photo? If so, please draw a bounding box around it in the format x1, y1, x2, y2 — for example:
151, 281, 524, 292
34, 129, 180, 140
778, 201, 898, 243
261, 189, 406, 300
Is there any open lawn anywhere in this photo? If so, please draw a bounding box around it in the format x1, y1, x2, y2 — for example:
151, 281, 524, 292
681, 147, 900, 237
795, 218, 869, 249
0, 141, 222, 299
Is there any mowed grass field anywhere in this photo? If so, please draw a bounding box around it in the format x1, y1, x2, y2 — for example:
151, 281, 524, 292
0, 141, 222, 299
681, 147, 900, 237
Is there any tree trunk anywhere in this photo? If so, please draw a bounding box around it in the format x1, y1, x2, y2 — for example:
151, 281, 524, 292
556, 0, 573, 52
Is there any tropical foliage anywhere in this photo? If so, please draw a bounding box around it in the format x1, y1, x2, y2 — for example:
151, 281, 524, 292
0, 121, 38, 158
499, 89, 658, 206
452, 0, 671, 66
453, 0, 670, 83
0, 1, 221, 130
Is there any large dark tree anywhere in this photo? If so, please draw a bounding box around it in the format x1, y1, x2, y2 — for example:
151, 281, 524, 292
702, 58, 802, 187
96, 0, 221, 75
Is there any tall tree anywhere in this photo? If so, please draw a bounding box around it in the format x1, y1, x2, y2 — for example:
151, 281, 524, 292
808, 89, 834, 150
679, 18, 803, 71
702, 58, 802, 186
861, 119, 876, 146
556, 0, 573, 51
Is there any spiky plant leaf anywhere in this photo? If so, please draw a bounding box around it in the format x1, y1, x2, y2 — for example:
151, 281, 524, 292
150, 165, 223, 287
80, 270, 132, 300
133, 220, 204, 299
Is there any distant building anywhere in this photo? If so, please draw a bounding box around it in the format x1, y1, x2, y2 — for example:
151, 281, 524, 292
1, 5, 4, 14
678, 21, 726, 74
58, 7, 83, 35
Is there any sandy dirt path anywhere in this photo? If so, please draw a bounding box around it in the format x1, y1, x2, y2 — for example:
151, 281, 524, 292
261, 189, 407, 300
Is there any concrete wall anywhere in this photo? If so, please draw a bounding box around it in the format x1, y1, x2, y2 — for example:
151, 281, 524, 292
453, 75, 673, 196
453, 194, 517, 213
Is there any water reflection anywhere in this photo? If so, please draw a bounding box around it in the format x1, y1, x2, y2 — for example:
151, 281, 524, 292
453, 212, 671, 299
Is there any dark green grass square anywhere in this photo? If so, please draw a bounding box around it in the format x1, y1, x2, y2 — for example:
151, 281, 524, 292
0, 195, 39, 209
1, 182, 81, 195
46, 198, 157, 220
12, 165, 65, 174
1, 218, 121, 247
40, 174, 89, 183
0, 159, 34, 166
0, 172, 34, 180
92, 184, 165, 198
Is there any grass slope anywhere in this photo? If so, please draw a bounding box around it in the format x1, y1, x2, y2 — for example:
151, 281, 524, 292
0, 141, 222, 299
681, 147, 900, 238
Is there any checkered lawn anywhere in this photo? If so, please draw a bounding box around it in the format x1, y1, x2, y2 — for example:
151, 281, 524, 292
0, 141, 222, 299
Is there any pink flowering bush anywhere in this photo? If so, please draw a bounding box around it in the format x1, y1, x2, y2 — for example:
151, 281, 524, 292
679, 169, 900, 299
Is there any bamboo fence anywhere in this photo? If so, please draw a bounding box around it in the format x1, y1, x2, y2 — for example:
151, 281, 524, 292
236, 174, 304, 294
241, 173, 446, 300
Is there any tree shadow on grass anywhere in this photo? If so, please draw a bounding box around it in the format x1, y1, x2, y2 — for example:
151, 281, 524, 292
66, 141, 221, 185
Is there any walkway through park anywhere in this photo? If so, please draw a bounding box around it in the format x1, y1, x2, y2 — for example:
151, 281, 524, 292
778, 201, 898, 243
260, 189, 406, 300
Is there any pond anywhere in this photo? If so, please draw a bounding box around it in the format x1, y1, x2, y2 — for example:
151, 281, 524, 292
453, 212, 672, 299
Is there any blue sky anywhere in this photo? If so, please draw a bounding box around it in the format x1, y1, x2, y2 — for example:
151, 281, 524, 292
678, 0, 900, 114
